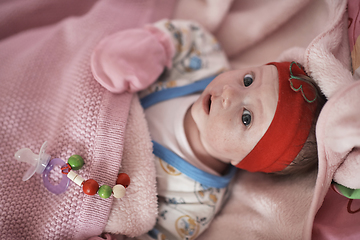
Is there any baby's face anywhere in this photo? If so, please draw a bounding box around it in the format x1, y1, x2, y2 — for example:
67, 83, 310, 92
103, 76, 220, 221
191, 65, 279, 166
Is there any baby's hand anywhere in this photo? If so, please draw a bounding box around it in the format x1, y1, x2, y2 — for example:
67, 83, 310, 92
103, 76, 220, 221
91, 25, 174, 93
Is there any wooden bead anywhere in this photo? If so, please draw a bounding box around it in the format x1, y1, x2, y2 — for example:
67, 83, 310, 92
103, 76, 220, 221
116, 173, 130, 188
112, 184, 126, 199
98, 185, 112, 199
68, 155, 84, 170
67, 170, 85, 186
82, 179, 99, 195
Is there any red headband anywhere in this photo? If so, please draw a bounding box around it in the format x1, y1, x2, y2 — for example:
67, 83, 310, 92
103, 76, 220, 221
236, 62, 318, 173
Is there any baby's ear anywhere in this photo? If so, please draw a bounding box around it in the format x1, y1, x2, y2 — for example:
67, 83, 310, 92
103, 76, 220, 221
91, 26, 174, 93
231, 159, 241, 167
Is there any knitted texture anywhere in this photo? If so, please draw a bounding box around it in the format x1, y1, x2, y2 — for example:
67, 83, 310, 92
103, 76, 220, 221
0, 0, 175, 239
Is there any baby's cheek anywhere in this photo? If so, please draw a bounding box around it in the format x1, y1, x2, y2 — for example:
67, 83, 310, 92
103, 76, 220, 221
205, 130, 229, 152
203, 131, 219, 147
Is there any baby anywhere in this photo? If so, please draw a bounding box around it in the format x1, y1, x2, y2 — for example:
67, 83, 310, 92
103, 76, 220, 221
91, 19, 325, 240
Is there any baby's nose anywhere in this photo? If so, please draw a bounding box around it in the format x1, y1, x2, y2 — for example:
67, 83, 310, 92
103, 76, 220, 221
221, 84, 235, 109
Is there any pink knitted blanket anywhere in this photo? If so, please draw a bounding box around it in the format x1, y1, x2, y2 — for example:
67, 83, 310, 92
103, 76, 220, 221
0, 1, 176, 239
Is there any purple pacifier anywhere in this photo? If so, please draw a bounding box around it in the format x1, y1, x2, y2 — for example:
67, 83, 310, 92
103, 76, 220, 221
14, 141, 70, 194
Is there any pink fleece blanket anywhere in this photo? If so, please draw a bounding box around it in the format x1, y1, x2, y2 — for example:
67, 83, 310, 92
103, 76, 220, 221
1, 0, 359, 240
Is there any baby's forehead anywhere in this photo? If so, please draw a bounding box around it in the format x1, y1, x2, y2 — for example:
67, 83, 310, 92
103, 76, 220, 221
232, 64, 276, 76
231, 64, 264, 71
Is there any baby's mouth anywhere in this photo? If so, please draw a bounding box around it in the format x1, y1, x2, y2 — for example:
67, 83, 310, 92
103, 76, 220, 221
208, 95, 212, 114
203, 94, 212, 115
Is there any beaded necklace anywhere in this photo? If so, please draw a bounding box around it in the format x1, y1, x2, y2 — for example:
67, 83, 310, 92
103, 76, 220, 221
60, 155, 130, 199
15, 141, 130, 198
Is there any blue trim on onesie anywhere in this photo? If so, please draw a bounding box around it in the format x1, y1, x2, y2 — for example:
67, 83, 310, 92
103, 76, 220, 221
152, 141, 237, 188
140, 75, 216, 109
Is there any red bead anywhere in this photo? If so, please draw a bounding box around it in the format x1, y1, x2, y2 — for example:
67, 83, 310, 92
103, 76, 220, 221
82, 179, 99, 195
116, 173, 130, 188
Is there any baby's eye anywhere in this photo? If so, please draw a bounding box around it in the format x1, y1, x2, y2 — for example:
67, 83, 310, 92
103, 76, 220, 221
243, 74, 253, 87
242, 109, 252, 126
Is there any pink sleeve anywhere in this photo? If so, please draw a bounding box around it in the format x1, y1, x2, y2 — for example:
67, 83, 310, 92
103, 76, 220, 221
91, 25, 174, 93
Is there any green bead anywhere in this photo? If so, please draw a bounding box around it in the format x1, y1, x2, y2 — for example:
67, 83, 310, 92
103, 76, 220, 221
98, 185, 112, 199
68, 155, 84, 170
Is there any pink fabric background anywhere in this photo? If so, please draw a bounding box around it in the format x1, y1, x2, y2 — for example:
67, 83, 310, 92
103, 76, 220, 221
1, 0, 360, 239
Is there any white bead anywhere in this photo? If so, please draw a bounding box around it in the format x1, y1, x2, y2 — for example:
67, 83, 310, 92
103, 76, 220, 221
67, 170, 85, 186
73, 175, 85, 186
67, 170, 77, 181
112, 184, 126, 199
